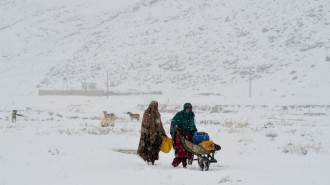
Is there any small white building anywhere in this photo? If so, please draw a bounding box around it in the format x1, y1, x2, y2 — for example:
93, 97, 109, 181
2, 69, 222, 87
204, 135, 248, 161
82, 83, 97, 90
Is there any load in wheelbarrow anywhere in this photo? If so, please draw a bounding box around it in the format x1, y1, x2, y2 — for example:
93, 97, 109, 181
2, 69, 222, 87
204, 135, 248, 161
179, 134, 221, 171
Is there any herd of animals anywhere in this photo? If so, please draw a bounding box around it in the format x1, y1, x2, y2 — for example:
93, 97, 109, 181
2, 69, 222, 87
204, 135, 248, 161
8, 109, 140, 126
101, 111, 140, 127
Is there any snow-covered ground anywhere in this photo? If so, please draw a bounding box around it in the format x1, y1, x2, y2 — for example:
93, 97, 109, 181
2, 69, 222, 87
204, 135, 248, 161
0, 96, 329, 185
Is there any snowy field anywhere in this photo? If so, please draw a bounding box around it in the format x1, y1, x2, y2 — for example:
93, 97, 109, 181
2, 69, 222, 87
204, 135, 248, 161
1, 0, 330, 184
0, 95, 329, 185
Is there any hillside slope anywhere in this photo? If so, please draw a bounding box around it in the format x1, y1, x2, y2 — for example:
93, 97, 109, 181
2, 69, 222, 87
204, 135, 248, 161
0, 0, 329, 98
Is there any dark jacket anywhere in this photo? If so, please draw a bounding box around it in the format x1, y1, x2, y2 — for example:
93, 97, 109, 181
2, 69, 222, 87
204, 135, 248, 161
170, 103, 197, 153
170, 103, 197, 135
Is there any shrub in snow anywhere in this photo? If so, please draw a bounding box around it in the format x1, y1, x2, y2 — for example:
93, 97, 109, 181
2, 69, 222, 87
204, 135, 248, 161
58, 128, 74, 135
219, 176, 232, 183
266, 133, 278, 141
263, 122, 274, 129
56, 113, 63, 118
46, 117, 54, 121
266, 133, 278, 138
87, 128, 111, 135
199, 119, 220, 125
235, 122, 249, 128
67, 116, 79, 119
90, 116, 101, 120
48, 149, 59, 155
282, 142, 322, 155
222, 120, 234, 127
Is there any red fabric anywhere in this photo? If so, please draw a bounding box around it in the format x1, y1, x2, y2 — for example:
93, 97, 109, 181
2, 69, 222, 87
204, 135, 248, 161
172, 131, 193, 167
172, 157, 187, 167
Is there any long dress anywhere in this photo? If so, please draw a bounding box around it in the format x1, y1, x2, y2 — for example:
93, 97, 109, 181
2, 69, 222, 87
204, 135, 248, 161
137, 101, 167, 164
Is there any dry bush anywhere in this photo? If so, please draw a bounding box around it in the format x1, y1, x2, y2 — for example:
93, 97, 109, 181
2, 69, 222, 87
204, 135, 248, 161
48, 112, 54, 116
58, 123, 138, 136
48, 148, 59, 155
46, 117, 54, 121
199, 119, 220, 125
219, 176, 232, 183
266, 133, 278, 137
238, 138, 253, 143
86, 127, 111, 135
285, 129, 297, 134
222, 120, 234, 127
56, 113, 63, 118
120, 127, 134, 134
263, 122, 274, 128
266, 133, 278, 141
304, 113, 326, 116
67, 116, 79, 119
58, 128, 74, 135
223, 110, 234, 113
6, 125, 15, 129
282, 142, 322, 155
58, 127, 111, 135
90, 116, 101, 120
221, 120, 249, 129
235, 122, 249, 128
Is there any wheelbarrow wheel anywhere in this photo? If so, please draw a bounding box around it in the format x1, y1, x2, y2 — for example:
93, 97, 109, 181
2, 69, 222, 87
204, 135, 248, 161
198, 156, 210, 171
203, 158, 210, 171
188, 154, 194, 165
198, 156, 204, 171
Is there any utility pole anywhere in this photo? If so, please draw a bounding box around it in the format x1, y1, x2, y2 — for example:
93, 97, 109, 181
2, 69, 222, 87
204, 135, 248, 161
249, 68, 252, 98
107, 70, 109, 99
62, 77, 68, 90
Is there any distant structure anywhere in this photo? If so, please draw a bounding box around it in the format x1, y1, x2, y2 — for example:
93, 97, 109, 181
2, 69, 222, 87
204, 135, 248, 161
326, 56, 330, 62
82, 82, 97, 91
39, 81, 161, 96
62, 77, 68, 90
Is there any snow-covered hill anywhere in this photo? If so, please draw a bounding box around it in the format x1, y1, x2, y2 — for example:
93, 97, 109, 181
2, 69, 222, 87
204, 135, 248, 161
1, 0, 329, 99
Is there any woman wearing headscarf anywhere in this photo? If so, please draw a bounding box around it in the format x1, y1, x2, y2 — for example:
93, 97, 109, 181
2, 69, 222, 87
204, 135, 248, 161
137, 101, 167, 165
170, 103, 197, 168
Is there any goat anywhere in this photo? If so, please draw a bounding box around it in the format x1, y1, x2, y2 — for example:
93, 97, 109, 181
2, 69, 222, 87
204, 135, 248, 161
101, 111, 117, 127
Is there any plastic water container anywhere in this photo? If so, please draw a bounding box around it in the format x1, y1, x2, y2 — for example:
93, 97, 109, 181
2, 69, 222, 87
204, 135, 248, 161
193, 132, 210, 145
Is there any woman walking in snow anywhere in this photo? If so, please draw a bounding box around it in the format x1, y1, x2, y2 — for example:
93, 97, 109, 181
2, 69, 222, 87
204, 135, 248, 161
137, 101, 167, 165
170, 103, 197, 168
